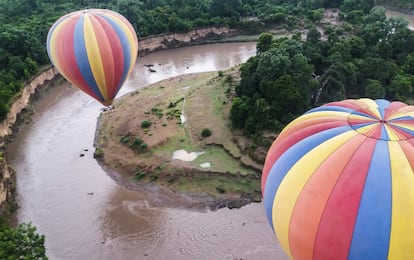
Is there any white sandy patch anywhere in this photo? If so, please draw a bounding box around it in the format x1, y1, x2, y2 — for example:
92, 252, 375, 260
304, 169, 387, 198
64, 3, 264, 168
200, 162, 211, 168
173, 149, 204, 162
180, 113, 186, 124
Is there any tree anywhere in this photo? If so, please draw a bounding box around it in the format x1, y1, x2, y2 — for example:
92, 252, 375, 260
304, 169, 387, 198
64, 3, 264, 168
388, 74, 413, 101
0, 223, 47, 259
364, 79, 385, 99
256, 32, 273, 54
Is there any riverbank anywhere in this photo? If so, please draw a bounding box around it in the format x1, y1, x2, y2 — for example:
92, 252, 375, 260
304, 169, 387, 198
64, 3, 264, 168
95, 69, 265, 209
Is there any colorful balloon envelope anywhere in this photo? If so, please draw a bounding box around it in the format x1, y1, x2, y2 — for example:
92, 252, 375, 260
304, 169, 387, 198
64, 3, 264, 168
262, 98, 414, 259
46, 9, 138, 106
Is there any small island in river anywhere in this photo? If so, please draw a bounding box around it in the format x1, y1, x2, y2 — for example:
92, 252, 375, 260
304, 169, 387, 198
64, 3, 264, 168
94, 67, 271, 209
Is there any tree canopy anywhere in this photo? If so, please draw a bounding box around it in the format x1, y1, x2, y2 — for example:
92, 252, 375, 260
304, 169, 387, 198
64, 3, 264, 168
231, 3, 414, 136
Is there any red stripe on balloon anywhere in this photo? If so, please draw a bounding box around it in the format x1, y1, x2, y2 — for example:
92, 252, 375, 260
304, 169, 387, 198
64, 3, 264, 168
289, 134, 367, 260
387, 101, 407, 112
261, 120, 348, 193
55, 18, 101, 101
313, 138, 376, 259
95, 15, 125, 99
323, 100, 363, 111
401, 139, 414, 171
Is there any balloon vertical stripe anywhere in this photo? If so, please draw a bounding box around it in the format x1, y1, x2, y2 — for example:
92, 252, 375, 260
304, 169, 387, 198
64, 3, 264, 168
84, 15, 108, 100
349, 140, 391, 259
73, 17, 105, 102
262, 98, 414, 259
388, 142, 414, 259
47, 9, 138, 106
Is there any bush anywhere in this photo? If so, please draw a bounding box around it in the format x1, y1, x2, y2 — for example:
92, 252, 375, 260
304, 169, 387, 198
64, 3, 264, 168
120, 136, 130, 144
130, 138, 148, 153
133, 170, 146, 181
0, 223, 47, 259
93, 148, 104, 159
201, 128, 212, 137
141, 120, 152, 128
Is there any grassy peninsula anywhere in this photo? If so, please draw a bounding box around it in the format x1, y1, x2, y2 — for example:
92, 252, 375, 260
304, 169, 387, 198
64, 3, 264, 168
95, 68, 267, 208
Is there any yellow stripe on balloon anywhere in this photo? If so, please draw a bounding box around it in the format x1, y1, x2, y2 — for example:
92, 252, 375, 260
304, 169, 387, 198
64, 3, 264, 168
49, 21, 68, 78
282, 111, 349, 132
272, 129, 358, 258
384, 124, 400, 141
359, 98, 380, 108
387, 141, 414, 259
84, 14, 108, 100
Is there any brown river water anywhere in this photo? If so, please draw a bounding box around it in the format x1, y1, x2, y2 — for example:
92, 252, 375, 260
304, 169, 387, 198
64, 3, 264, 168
6, 42, 288, 260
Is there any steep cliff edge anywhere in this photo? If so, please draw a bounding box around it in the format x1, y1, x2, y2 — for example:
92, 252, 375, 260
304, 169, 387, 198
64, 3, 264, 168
138, 27, 237, 55
0, 66, 59, 213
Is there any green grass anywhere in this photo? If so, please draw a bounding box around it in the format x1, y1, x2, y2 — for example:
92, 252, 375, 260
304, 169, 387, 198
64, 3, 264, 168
191, 145, 254, 176
168, 173, 260, 197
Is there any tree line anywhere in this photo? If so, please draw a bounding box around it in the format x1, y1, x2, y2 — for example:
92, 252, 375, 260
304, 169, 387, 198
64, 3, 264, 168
230, 2, 414, 137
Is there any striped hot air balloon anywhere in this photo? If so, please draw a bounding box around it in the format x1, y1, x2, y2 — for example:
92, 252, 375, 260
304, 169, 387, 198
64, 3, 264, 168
262, 98, 414, 260
46, 9, 138, 106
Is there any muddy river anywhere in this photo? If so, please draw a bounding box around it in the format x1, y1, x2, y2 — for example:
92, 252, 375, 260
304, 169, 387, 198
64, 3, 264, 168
6, 42, 288, 260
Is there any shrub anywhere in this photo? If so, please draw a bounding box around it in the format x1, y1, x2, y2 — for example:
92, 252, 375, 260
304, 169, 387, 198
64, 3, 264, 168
141, 120, 152, 128
133, 170, 146, 181
93, 148, 104, 159
120, 136, 130, 144
130, 138, 148, 153
216, 185, 226, 194
201, 128, 212, 137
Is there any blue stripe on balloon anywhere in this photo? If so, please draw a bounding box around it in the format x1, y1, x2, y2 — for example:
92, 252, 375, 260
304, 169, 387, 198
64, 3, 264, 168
73, 16, 105, 102
99, 14, 132, 94
263, 125, 353, 230
348, 140, 391, 259
378, 107, 386, 119
304, 106, 354, 114
375, 99, 390, 109
380, 124, 389, 140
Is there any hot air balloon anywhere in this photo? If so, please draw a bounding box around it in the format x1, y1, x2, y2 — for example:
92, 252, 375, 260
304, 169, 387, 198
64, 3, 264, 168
262, 98, 414, 259
46, 9, 138, 106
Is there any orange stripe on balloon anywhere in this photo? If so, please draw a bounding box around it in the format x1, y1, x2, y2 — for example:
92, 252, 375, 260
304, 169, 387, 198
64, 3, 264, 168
313, 138, 377, 259
288, 134, 367, 260
279, 114, 349, 141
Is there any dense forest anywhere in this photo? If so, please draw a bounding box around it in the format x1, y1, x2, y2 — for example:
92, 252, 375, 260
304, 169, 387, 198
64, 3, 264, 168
230, 3, 414, 137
